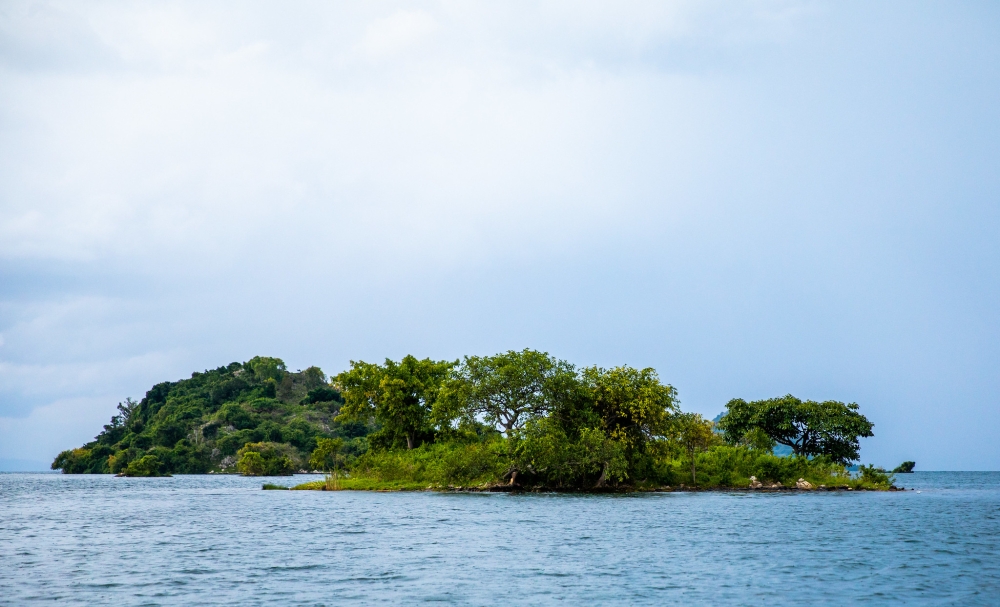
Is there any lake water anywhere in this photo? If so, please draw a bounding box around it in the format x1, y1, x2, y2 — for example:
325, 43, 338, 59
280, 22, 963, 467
1, 472, 998, 605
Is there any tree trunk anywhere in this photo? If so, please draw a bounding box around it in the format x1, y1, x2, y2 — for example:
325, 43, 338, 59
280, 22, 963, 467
691, 460, 697, 484
507, 470, 519, 486
406, 434, 414, 450
594, 462, 609, 488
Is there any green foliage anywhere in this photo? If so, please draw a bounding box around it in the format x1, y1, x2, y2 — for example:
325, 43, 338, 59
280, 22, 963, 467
53, 351, 888, 492
52, 448, 102, 474
717, 395, 874, 464
673, 413, 723, 483
681, 446, 839, 487
583, 365, 678, 450
52, 357, 357, 475
351, 440, 506, 486
892, 461, 915, 473
309, 437, 345, 472
121, 455, 169, 477
237, 442, 295, 476
301, 386, 342, 405
336, 355, 454, 449
262, 483, 289, 490
510, 417, 626, 489
245, 356, 286, 382
446, 349, 578, 434
859, 464, 895, 488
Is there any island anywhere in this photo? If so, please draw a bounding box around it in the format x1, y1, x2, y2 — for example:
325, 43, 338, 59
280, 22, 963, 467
52, 351, 897, 491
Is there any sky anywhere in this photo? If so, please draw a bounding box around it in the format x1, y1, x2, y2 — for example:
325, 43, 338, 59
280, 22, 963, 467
1, 1, 998, 471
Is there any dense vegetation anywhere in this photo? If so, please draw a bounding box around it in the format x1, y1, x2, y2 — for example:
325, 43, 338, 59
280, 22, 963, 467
51, 356, 364, 476
53, 350, 892, 490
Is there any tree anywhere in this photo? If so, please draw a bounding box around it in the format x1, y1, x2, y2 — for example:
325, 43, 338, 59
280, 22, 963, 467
510, 417, 626, 489
447, 349, 578, 435
236, 442, 295, 476
310, 437, 345, 489
673, 413, 720, 484
237, 451, 266, 476
716, 395, 874, 464
892, 461, 915, 473
121, 455, 167, 477
245, 356, 286, 382
582, 366, 678, 450
336, 355, 454, 449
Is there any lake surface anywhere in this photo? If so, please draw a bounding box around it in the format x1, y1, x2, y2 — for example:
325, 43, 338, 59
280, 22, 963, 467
1, 472, 998, 605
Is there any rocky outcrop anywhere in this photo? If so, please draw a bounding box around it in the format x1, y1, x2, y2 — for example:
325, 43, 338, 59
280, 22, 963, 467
749, 476, 763, 489
796, 478, 814, 489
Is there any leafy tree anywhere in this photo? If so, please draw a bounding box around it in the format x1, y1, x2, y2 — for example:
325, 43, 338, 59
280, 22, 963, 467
237, 442, 295, 476
510, 417, 626, 489
52, 448, 94, 474
218, 402, 259, 430
582, 365, 678, 450
447, 349, 578, 434
336, 355, 453, 449
301, 366, 327, 391
673, 413, 721, 483
309, 437, 345, 472
301, 387, 342, 405
237, 451, 266, 476
892, 461, 915, 473
310, 437, 346, 489
121, 455, 166, 477
245, 356, 286, 382
717, 395, 874, 464
52, 357, 349, 475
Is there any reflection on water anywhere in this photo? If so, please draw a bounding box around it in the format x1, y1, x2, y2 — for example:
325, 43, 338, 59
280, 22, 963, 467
1, 472, 998, 605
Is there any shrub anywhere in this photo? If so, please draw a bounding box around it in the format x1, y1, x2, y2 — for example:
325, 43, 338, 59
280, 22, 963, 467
237, 442, 295, 476
52, 448, 94, 474
122, 455, 167, 477
858, 464, 894, 488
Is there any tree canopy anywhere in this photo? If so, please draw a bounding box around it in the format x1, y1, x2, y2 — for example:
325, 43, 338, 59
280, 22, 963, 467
446, 349, 578, 434
50, 357, 354, 475
51, 352, 886, 491
716, 395, 874, 464
583, 365, 677, 450
336, 355, 454, 449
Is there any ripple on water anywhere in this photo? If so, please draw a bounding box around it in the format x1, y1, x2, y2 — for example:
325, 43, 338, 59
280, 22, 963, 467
1, 472, 999, 605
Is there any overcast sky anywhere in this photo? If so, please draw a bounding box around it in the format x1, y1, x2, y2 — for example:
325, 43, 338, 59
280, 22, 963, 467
1, 1, 998, 471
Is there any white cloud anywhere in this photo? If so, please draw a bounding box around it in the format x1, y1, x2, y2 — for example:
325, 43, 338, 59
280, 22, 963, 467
0, 1, 796, 270
1, 1, 998, 469
0, 396, 115, 462
357, 10, 438, 61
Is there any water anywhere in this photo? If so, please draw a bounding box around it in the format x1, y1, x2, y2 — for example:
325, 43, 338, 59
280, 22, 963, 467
1, 472, 998, 605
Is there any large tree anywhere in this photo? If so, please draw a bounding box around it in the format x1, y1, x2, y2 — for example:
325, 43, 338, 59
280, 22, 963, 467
336, 355, 453, 449
716, 395, 874, 464
446, 349, 578, 434
582, 365, 678, 450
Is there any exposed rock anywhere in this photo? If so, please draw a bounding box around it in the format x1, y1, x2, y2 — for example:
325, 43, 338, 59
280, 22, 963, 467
796, 478, 814, 489
749, 476, 763, 489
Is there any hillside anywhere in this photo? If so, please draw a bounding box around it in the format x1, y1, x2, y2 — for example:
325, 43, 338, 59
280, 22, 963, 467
52, 357, 369, 474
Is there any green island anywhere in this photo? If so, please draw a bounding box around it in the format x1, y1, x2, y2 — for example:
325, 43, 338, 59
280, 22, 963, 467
52, 350, 900, 491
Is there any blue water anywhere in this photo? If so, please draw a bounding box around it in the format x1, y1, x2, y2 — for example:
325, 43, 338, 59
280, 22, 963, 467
1, 472, 998, 605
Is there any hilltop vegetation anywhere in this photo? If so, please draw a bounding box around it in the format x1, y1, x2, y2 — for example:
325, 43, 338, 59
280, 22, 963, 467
53, 350, 892, 490
52, 356, 365, 476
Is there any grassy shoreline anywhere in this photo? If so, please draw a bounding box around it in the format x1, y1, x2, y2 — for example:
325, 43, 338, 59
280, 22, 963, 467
289, 477, 902, 493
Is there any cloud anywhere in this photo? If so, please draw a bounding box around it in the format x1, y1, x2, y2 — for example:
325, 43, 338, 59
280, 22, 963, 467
357, 10, 438, 60
0, 1, 998, 469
